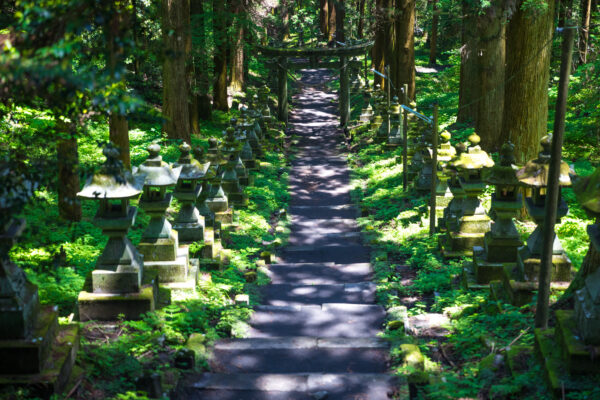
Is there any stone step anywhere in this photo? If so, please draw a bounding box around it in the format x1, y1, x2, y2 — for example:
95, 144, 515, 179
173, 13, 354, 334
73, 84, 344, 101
290, 217, 358, 231
267, 263, 373, 285
280, 244, 370, 264
260, 282, 376, 306
184, 373, 399, 400
289, 205, 357, 219
288, 232, 361, 247
210, 337, 389, 373
247, 304, 385, 338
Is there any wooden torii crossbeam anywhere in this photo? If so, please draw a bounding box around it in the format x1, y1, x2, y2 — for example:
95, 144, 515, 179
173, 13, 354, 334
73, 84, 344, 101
256, 41, 374, 127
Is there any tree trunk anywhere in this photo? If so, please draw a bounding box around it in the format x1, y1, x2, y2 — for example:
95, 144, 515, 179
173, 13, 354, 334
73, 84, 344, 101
457, 1, 479, 124
358, 0, 366, 38
580, 0, 592, 63
373, 0, 387, 87
281, 0, 290, 40
502, 0, 555, 162
107, 2, 131, 168
191, 0, 212, 120
212, 0, 229, 111
394, 0, 416, 101
320, 0, 329, 37
132, 0, 140, 75
230, 0, 244, 93
328, 0, 337, 41
336, 0, 346, 43
475, 2, 506, 152
429, 0, 438, 65
56, 126, 82, 222
163, 0, 192, 143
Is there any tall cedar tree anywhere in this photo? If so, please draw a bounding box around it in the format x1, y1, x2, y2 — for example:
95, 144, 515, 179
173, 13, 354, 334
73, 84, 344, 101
213, 0, 229, 111
191, 0, 212, 120
501, 0, 556, 162
230, 0, 245, 93
107, 2, 131, 168
457, 0, 479, 123
393, 0, 416, 101
162, 0, 192, 143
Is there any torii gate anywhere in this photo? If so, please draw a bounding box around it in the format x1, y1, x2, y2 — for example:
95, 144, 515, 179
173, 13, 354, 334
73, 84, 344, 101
257, 41, 374, 128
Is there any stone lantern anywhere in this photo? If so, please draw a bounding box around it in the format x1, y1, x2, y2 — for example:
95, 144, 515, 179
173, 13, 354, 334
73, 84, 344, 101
439, 142, 467, 233
413, 128, 434, 194
207, 138, 223, 169
515, 135, 572, 283
0, 163, 78, 393
241, 107, 263, 158
435, 131, 456, 216
441, 133, 494, 258
172, 142, 210, 243
471, 142, 523, 284
134, 144, 196, 292
359, 90, 374, 124
222, 154, 249, 207
77, 143, 156, 320
531, 166, 600, 389
205, 154, 233, 225
573, 165, 600, 346
387, 97, 403, 147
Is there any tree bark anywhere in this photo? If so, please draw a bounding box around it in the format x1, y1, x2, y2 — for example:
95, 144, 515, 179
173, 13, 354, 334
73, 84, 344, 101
328, 0, 337, 41
393, 0, 416, 101
230, 0, 245, 93
56, 124, 81, 222
373, 0, 387, 87
163, 0, 192, 143
501, 0, 555, 162
212, 0, 229, 111
475, 2, 506, 152
358, 0, 366, 38
580, 0, 592, 63
107, 2, 131, 168
336, 0, 346, 43
429, 0, 438, 65
320, 0, 329, 37
457, 0, 479, 124
191, 0, 212, 120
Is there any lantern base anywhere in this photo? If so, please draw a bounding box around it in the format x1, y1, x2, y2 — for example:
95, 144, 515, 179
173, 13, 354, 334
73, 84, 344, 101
200, 227, 222, 260
227, 191, 249, 208
138, 235, 179, 263
0, 321, 79, 398
215, 208, 234, 225
517, 246, 573, 282
162, 258, 199, 297
173, 218, 205, 244
144, 246, 191, 283
78, 274, 158, 321
534, 312, 600, 398
472, 247, 516, 284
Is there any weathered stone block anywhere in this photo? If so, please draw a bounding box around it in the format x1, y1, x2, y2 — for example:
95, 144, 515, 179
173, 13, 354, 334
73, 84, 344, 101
92, 269, 140, 294
143, 247, 190, 283
78, 284, 156, 321
138, 236, 178, 262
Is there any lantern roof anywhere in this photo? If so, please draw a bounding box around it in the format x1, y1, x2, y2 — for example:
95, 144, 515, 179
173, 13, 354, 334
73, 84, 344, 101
173, 143, 210, 181
516, 135, 572, 187
574, 166, 600, 215
78, 143, 144, 200
134, 143, 181, 187
450, 133, 494, 170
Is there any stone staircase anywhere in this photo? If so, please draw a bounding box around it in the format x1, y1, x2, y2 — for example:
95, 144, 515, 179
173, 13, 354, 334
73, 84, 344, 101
181, 69, 400, 399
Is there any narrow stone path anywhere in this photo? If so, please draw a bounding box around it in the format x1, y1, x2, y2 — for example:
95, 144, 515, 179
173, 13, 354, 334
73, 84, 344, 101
185, 70, 398, 399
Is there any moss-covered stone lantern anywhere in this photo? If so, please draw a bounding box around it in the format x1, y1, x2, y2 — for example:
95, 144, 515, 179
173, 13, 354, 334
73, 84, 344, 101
441, 133, 494, 258
0, 161, 78, 393
205, 154, 233, 225
439, 142, 467, 233
172, 142, 210, 243
413, 128, 434, 194
471, 142, 523, 284
387, 97, 403, 147
359, 90, 374, 124
573, 165, 600, 346
134, 144, 197, 293
532, 166, 600, 392
222, 154, 248, 208
435, 131, 456, 216
77, 143, 156, 320
515, 135, 572, 284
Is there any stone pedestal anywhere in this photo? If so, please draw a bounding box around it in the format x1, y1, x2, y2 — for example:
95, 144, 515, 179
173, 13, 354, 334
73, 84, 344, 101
135, 144, 197, 294
0, 219, 79, 396
77, 143, 156, 320
222, 156, 248, 208
441, 135, 493, 258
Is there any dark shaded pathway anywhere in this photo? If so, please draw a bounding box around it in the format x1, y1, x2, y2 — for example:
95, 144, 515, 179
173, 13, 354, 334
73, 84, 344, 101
184, 70, 398, 399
